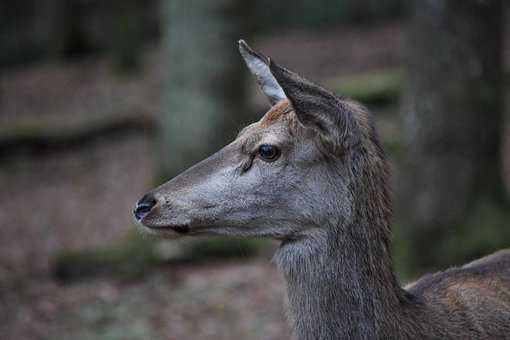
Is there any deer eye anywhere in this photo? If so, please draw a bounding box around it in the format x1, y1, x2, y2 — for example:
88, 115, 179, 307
258, 144, 280, 162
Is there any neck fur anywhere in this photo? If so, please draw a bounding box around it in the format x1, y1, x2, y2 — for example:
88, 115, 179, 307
274, 150, 416, 339
275, 220, 410, 339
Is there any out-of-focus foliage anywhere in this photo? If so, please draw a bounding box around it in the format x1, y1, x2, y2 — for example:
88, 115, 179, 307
0, 0, 160, 67
110, 0, 144, 73
253, 0, 407, 32
328, 68, 403, 107
448, 201, 510, 264
53, 232, 156, 282
53, 233, 268, 282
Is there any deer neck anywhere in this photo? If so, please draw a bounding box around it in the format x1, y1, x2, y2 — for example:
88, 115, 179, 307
275, 216, 411, 339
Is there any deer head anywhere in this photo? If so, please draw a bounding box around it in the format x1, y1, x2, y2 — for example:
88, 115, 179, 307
134, 41, 388, 244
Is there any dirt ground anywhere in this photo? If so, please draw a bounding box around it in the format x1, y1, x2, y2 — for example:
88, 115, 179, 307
1, 20, 509, 339
1, 260, 290, 340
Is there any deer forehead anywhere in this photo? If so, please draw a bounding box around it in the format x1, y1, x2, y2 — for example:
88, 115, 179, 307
260, 99, 372, 139
259, 100, 292, 127
237, 101, 295, 145
239, 98, 373, 153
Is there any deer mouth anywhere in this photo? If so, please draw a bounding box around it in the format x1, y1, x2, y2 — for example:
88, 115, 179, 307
135, 217, 192, 238
167, 224, 191, 234
144, 223, 191, 234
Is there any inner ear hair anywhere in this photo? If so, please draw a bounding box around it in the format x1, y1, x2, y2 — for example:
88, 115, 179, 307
238, 40, 287, 106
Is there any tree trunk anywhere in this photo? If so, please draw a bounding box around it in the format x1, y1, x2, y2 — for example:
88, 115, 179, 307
160, 0, 252, 177
399, 0, 505, 274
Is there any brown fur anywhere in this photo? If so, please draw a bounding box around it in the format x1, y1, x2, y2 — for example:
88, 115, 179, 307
403, 249, 510, 338
259, 100, 292, 127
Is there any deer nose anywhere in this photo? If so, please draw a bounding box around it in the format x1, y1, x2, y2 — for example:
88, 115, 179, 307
134, 194, 157, 221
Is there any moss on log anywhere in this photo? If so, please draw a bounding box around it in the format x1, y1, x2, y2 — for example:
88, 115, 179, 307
52, 232, 268, 282
53, 232, 157, 282
0, 111, 156, 157
327, 68, 403, 107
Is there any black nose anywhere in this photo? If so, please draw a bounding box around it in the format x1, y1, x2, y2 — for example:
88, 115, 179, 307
134, 194, 157, 221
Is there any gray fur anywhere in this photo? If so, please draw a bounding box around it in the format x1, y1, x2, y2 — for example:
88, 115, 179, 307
136, 43, 510, 339
239, 40, 287, 105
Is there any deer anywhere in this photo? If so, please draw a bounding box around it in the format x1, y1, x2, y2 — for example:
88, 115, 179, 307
134, 41, 510, 339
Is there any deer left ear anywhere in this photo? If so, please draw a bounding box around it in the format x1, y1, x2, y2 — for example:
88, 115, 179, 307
238, 40, 287, 106
269, 60, 359, 152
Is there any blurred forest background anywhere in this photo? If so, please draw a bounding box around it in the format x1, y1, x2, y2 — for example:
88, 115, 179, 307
1, 0, 509, 339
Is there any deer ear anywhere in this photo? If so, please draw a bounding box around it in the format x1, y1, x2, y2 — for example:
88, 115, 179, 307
238, 40, 287, 106
269, 60, 358, 151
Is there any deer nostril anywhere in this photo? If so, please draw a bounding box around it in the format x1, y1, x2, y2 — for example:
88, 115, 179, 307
134, 194, 158, 221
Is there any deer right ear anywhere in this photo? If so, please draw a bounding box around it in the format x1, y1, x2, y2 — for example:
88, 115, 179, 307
238, 40, 287, 106
268, 60, 359, 153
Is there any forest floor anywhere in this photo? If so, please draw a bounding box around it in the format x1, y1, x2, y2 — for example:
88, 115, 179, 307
2, 260, 290, 340
1, 21, 509, 339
